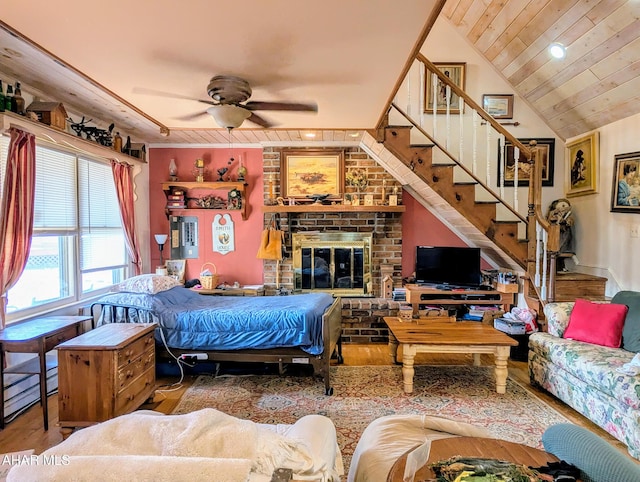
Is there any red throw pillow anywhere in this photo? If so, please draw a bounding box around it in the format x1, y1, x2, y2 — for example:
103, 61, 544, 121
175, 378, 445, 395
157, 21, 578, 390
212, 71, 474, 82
563, 298, 628, 348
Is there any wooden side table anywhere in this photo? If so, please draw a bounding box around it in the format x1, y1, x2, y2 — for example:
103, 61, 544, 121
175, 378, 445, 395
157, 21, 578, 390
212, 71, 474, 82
0, 315, 90, 430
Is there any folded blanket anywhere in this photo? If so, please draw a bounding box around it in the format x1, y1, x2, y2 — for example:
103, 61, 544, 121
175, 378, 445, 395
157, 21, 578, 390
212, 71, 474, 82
8, 409, 333, 482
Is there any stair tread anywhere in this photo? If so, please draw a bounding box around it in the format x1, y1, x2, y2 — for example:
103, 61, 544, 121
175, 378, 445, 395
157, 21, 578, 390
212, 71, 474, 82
409, 144, 435, 148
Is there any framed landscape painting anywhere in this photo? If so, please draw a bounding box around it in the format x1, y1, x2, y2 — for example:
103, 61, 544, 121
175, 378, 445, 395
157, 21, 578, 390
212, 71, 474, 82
281, 149, 344, 201
566, 132, 599, 197
498, 138, 555, 187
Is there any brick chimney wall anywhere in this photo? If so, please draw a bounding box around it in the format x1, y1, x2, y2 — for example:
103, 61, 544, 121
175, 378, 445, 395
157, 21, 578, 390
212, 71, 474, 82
260, 146, 405, 343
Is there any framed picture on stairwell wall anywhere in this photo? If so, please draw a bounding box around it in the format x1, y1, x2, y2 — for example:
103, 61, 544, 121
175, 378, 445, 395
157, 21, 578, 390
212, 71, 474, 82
498, 138, 555, 187
566, 132, 599, 198
424, 62, 466, 115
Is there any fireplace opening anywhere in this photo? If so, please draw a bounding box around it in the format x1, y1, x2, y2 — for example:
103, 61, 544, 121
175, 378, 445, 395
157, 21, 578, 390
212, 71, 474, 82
292, 232, 373, 297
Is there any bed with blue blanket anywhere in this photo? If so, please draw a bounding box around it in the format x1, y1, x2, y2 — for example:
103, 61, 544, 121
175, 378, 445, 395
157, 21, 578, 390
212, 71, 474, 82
91, 285, 343, 395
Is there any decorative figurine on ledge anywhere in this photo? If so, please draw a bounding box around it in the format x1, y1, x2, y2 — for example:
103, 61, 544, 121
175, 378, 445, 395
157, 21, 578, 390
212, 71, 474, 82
217, 166, 229, 182
193, 158, 205, 182
308, 194, 331, 204
546, 198, 575, 272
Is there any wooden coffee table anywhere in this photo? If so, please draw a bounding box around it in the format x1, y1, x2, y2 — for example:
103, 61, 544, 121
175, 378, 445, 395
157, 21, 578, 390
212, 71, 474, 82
384, 317, 518, 394
387, 436, 559, 481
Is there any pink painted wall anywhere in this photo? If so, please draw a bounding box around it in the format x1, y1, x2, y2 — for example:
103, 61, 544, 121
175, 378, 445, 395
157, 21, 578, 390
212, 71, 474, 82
401, 192, 490, 277
148, 147, 265, 286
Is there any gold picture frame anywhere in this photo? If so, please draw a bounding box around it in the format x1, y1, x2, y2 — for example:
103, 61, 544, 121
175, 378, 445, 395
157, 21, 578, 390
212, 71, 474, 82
566, 132, 599, 197
482, 94, 514, 119
165, 259, 186, 283
610, 151, 640, 213
424, 62, 466, 114
281, 149, 344, 200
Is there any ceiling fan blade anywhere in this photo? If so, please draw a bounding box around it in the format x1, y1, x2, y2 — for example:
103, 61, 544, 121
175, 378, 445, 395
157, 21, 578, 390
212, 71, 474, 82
244, 101, 318, 112
246, 112, 275, 128
132, 87, 217, 106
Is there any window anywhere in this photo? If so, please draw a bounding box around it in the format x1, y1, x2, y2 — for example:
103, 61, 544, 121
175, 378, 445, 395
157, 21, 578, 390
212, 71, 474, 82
0, 136, 128, 319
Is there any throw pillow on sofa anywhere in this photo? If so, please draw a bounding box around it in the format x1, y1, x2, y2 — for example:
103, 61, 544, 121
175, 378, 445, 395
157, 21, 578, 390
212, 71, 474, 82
563, 298, 628, 348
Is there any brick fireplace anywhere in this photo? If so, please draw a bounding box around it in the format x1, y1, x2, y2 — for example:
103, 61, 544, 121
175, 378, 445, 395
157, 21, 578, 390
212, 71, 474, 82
260, 146, 405, 343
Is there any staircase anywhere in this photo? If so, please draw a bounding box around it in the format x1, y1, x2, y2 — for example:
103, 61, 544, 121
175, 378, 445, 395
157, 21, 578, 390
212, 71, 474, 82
362, 53, 607, 312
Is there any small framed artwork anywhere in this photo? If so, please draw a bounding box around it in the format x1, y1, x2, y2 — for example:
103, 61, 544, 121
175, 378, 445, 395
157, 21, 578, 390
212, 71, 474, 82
610, 151, 640, 213
482, 94, 514, 119
364, 194, 374, 206
165, 259, 186, 283
388, 194, 398, 206
566, 132, 599, 197
281, 149, 344, 201
424, 62, 466, 114
498, 138, 555, 187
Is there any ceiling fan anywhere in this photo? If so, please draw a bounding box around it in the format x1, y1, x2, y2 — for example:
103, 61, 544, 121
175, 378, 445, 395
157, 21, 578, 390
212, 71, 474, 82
138, 75, 318, 129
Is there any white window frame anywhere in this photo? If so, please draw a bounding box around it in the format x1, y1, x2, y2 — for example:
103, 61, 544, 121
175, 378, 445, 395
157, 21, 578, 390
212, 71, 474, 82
0, 135, 130, 323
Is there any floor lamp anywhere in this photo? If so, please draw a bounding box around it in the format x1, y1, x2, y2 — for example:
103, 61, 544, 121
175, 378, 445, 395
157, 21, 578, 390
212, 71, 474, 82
154, 234, 169, 275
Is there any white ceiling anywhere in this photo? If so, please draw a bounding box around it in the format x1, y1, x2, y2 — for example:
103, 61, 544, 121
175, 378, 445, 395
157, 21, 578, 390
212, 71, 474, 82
0, 0, 441, 140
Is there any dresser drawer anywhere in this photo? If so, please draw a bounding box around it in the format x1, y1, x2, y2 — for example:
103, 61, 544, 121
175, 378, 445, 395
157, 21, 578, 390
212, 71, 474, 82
115, 366, 155, 415
117, 333, 155, 367
44, 325, 80, 352
117, 348, 155, 391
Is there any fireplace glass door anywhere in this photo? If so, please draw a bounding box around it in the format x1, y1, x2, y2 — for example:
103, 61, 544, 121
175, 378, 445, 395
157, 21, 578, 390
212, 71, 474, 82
293, 233, 372, 296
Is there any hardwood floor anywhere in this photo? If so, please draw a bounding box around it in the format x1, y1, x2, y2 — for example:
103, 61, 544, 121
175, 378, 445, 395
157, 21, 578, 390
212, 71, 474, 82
0, 344, 629, 459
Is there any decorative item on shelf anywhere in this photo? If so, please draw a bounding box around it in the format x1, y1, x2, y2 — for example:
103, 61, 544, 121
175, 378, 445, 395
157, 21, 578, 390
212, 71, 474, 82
345, 168, 369, 192
364, 194, 374, 206
127, 143, 146, 161
0, 80, 5, 113
267, 173, 275, 205
381, 179, 387, 205
166, 189, 186, 210
217, 166, 229, 182
12, 81, 25, 115
113, 131, 122, 152
67, 116, 115, 147
26, 101, 68, 130
237, 156, 247, 182
308, 193, 331, 204
154, 234, 169, 275
194, 194, 226, 209
5, 84, 13, 112
351, 193, 360, 206
168, 158, 178, 181
193, 158, 205, 182
228, 189, 242, 209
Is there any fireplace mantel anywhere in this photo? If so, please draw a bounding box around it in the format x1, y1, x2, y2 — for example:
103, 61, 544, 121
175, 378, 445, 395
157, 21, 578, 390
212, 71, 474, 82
262, 205, 405, 213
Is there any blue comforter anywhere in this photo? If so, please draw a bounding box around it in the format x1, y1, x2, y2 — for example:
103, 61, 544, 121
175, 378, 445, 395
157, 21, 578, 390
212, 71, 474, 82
94, 287, 334, 355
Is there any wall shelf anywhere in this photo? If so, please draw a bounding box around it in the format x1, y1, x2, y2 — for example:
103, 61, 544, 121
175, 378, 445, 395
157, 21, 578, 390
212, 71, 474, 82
161, 181, 248, 220
262, 204, 405, 213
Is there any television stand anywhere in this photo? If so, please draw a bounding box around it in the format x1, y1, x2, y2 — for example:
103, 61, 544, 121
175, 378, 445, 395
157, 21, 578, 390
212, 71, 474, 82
405, 284, 514, 316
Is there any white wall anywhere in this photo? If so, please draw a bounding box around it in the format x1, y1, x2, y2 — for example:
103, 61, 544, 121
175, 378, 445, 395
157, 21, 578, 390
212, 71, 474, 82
568, 114, 640, 294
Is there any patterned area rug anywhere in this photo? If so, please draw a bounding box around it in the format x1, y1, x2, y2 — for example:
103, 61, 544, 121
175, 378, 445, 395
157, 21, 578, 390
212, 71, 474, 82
172, 365, 569, 472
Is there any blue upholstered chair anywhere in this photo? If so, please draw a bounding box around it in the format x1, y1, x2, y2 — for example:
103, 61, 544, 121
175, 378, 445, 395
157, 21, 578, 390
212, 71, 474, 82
542, 424, 640, 482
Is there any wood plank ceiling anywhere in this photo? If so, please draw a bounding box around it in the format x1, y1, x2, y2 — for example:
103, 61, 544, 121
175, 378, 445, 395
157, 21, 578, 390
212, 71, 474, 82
1, 1, 639, 144
442, 0, 640, 140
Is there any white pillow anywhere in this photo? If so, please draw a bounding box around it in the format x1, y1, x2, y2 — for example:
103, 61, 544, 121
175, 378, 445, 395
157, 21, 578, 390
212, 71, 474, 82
118, 274, 182, 294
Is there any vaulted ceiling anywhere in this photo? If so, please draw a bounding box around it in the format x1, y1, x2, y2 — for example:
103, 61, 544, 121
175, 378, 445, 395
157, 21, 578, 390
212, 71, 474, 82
1, 1, 639, 144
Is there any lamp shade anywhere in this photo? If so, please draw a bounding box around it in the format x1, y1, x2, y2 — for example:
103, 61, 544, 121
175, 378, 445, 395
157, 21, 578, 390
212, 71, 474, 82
154, 234, 168, 245
206, 105, 251, 129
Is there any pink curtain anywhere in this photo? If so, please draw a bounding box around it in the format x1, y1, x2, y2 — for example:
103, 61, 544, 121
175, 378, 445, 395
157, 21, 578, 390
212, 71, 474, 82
0, 128, 36, 328
111, 160, 142, 276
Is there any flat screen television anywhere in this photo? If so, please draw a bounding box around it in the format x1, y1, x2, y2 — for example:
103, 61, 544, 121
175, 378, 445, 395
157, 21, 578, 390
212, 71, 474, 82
415, 246, 482, 288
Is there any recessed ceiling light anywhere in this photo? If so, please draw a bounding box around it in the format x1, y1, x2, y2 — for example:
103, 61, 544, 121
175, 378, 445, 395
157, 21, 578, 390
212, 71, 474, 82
549, 42, 566, 59
348, 131, 360, 138
304, 132, 316, 138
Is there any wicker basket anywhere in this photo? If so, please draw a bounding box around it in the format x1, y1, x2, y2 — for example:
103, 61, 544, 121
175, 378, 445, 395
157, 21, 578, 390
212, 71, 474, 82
200, 262, 219, 289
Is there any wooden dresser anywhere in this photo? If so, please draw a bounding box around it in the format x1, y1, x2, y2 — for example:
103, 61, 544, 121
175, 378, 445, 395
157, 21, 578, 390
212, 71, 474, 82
56, 323, 156, 435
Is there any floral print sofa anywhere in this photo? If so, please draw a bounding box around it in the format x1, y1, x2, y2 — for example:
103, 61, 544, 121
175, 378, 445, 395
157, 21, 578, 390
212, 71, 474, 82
528, 291, 640, 460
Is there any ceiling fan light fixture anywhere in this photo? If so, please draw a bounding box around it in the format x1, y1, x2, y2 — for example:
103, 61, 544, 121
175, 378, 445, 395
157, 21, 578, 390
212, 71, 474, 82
549, 42, 566, 59
206, 104, 251, 129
